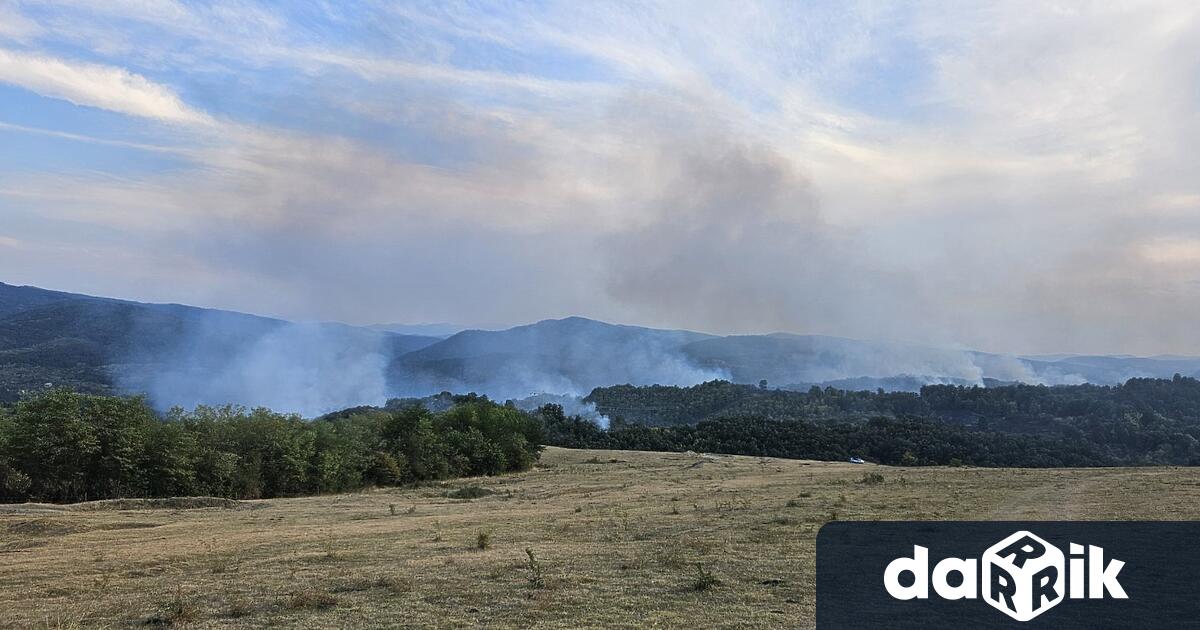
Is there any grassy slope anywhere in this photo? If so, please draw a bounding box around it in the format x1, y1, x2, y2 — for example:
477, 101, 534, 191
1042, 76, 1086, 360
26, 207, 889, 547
1, 447, 1198, 628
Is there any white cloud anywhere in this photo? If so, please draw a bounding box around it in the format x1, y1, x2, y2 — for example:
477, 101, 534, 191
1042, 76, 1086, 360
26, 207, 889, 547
0, 48, 212, 124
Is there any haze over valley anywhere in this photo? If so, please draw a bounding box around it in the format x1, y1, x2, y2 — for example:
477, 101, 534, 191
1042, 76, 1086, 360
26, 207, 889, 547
3, 281, 1198, 417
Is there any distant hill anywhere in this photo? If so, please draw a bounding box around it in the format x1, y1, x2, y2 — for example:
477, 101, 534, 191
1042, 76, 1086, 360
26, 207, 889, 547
678, 333, 1003, 385
366, 322, 472, 338
390, 317, 720, 399
0, 282, 439, 412
3, 281, 1200, 414
1022, 354, 1200, 383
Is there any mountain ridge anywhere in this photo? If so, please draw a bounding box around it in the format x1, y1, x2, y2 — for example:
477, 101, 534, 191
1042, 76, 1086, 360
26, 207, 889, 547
2, 281, 1200, 414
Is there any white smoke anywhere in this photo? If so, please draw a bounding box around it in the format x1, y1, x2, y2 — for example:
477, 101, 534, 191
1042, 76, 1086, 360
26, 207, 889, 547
117, 317, 393, 417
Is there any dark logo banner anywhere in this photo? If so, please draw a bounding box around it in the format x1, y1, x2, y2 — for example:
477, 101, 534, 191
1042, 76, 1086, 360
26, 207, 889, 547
817, 521, 1200, 628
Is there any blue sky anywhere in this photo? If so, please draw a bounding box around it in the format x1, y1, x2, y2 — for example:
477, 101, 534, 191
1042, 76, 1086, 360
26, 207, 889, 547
1, 1, 1199, 355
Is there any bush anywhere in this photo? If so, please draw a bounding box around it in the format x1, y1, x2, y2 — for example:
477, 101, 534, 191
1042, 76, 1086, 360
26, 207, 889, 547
446, 485, 495, 500
858, 472, 885, 485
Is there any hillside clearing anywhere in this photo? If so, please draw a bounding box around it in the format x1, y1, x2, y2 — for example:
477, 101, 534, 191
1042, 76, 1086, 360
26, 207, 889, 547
1, 447, 1198, 628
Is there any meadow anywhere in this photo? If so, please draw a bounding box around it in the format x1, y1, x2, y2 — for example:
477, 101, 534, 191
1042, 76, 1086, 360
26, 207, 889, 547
2, 447, 1198, 628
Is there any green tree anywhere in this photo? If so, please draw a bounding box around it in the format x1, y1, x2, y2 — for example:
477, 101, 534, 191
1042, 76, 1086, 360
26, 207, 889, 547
6, 389, 101, 501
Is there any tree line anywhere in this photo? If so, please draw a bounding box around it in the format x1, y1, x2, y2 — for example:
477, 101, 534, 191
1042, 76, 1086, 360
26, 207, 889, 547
0, 389, 543, 503
537, 405, 1114, 467
7, 375, 1200, 504
572, 376, 1200, 466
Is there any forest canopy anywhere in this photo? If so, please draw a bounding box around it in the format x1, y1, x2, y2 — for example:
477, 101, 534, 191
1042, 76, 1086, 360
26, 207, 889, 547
0, 389, 543, 503
567, 376, 1200, 467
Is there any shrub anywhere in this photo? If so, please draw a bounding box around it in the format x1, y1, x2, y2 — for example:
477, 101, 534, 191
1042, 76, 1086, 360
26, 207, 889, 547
447, 485, 494, 500
858, 472, 885, 485
475, 531, 492, 550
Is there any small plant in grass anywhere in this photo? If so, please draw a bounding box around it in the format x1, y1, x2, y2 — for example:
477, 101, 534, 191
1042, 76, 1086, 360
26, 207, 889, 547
406, 504, 417, 514
476, 530, 492, 550
39, 609, 95, 629
389, 503, 397, 516
670, 503, 680, 515
524, 548, 545, 589
785, 499, 801, 508
287, 590, 339, 611
151, 587, 200, 625
858, 472, 885, 485
691, 564, 721, 591
433, 520, 443, 542
319, 529, 340, 560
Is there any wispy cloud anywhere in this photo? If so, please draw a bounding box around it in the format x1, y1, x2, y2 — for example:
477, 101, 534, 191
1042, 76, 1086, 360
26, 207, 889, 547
0, 1, 41, 42
0, 48, 212, 124
0, 120, 193, 154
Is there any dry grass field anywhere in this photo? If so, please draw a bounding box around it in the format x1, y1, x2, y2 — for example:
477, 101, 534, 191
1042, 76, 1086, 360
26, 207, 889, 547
2, 447, 1199, 628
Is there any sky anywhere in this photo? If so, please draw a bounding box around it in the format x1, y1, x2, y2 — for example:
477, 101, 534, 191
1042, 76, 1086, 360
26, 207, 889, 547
1, 1, 1199, 356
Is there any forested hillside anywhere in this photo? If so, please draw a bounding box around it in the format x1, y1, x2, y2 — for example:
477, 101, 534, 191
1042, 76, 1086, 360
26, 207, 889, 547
587, 377, 1200, 429
572, 376, 1200, 466
0, 282, 439, 410
539, 407, 1112, 467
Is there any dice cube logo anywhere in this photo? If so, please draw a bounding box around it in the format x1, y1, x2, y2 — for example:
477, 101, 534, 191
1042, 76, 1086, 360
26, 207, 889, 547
982, 531, 1064, 621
